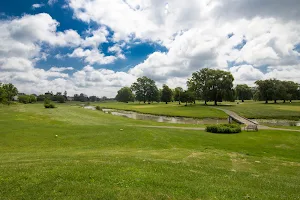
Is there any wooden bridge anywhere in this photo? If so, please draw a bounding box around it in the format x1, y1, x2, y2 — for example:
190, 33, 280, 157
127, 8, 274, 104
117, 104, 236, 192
215, 108, 258, 126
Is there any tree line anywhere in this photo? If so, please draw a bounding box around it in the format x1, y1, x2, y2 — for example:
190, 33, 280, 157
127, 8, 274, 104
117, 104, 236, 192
0, 83, 112, 105
116, 68, 300, 105
1, 68, 300, 106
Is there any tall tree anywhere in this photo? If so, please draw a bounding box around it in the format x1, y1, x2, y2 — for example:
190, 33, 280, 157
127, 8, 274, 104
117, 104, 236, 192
188, 68, 234, 105
255, 79, 277, 104
174, 87, 183, 104
161, 84, 173, 104
2, 83, 18, 105
282, 81, 299, 103
187, 68, 210, 104
116, 87, 134, 103
180, 90, 196, 106
273, 79, 285, 104
0, 83, 6, 103
131, 76, 158, 103
89, 96, 98, 102
235, 84, 253, 102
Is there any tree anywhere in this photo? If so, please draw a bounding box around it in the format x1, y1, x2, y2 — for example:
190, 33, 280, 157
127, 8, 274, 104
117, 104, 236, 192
174, 87, 183, 104
116, 87, 134, 103
18, 95, 30, 104
282, 81, 299, 103
180, 90, 196, 106
255, 79, 281, 104
89, 96, 98, 102
37, 95, 46, 101
235, 84, 253, 102
161, 84, 173, 104
74, 93, 88, 102
188, 68, 234, 105
64, 91, 67, 97
29, 95, 37, 103
272, 79, 285, 104
255, 79, 273, 104
0, 83, 6, 103
56, 95, 66, 103
2, 83, 18, 105
131, 76, 158, 103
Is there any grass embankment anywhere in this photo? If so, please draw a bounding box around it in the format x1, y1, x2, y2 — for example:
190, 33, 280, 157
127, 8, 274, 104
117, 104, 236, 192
1, 103, 300, 199
97, 102, 227, 119
221, 100, 300, 120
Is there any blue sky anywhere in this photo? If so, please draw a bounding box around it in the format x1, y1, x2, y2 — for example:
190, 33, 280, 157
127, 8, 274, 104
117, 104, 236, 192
0, 0, 299, 97
0, 0, 167, 74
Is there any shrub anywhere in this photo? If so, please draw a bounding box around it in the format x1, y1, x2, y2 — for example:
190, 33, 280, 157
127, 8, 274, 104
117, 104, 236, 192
95, 106, 101, 110
44, 98, 56, 109
206, 124, 241, 134
29, 95, 37, 103
18, 95, 30, 104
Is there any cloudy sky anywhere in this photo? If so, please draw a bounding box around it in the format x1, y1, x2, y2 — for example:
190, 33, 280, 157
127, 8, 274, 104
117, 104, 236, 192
0, 0, 300, 97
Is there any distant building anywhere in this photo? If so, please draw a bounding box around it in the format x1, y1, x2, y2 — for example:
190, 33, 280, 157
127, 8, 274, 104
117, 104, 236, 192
13, 96, 18, 101
13, 93, 26, 101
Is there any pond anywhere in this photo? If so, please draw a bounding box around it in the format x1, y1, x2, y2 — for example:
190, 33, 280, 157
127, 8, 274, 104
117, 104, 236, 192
253, 119, 300, 127
101, 109, 228, 125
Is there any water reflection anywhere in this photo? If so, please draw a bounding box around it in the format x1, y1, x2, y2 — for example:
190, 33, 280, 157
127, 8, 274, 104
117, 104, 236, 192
253, 119, 300, 127
102, 109, 227, 125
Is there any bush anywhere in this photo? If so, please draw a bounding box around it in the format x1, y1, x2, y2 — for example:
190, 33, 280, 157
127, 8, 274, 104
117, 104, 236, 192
29, 95, 37, 103
18, 95, 30, 104
44, 99, 56, 109
18, 95, 37, 104
95, 106, 101, 110
206, 124, 241, 134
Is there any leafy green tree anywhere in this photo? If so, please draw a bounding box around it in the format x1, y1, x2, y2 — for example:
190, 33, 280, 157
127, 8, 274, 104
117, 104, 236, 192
18, 95, 37, 104
56, 95, 66, 103
148, 85, 160, 103
116, 87, 134, 103
29, 95, 37, 103
37, 95, 46, 101
2, 83, 18, 105
282, 81, 299, 103
180, 90, 196, 106
255, 79, 274, 104
174, 87, 183, 104
18, 95, 30, 104
235, 84, 253, 102
255, 79, 284, 103
89, 96, 98, 102
74, 93, 88, 102
131, 76, 158, 103
0, 83, 6, 103
273, 79, 285, 104
188, 68, 234, 105
161, 84, 173, 104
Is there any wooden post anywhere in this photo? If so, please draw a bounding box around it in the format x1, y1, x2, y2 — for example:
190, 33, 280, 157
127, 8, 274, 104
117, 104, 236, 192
228, 116, 232, 124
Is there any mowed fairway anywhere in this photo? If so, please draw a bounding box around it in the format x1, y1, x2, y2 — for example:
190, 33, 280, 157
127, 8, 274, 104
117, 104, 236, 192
98, 102, 227, 119
1, 104, 300, 199
221, 100, 300, 120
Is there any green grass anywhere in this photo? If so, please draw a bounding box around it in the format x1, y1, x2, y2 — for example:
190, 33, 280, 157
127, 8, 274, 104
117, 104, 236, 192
1, 103, 300, 199
96, 101, 228, 119
220, 100, 300, 120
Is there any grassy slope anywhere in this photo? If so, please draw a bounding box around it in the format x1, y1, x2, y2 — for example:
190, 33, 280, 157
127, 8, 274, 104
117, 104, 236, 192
220, 100, 300, 120
1, 104, 300, 199
97, 102, 228, 119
